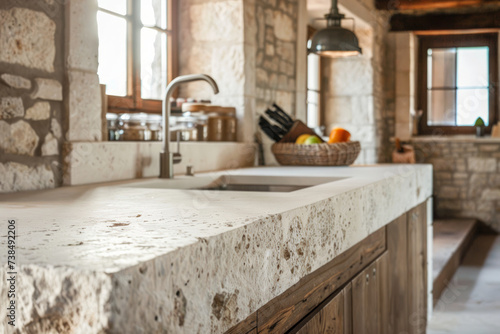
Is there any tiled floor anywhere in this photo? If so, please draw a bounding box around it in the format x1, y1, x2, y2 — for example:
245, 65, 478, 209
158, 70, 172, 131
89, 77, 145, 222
428, 235, 500, 334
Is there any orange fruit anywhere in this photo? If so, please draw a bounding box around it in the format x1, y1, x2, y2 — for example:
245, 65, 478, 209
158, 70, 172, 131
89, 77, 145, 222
328, 127, 351, 144
295, 134, 311, 144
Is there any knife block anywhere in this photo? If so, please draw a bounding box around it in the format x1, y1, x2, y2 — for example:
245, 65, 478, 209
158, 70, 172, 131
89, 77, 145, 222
278, 120, 325, 143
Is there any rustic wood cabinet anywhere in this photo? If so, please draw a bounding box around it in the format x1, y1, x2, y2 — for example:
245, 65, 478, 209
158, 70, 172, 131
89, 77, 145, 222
351, 253, 389, 334
294, 289, 345, 334
407, 204, 428, 334
225, 201, 429, 334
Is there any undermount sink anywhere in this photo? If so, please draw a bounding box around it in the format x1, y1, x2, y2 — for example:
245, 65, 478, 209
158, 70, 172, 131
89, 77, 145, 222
125, 174, 348, 193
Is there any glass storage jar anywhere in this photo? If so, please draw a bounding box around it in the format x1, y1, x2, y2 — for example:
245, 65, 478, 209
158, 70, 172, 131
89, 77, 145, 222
119, 113, 151, 141
206, 107, 237, 142
106, 113, 120, 141
169, 114, 208, 141
147, 114, 162, 141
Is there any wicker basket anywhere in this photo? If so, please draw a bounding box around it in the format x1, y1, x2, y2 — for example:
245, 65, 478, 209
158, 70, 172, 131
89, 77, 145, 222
271, 141, 361, 166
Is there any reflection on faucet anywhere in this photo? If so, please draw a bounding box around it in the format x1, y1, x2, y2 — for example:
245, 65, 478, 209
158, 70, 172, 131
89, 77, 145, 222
160, 74, 219, 179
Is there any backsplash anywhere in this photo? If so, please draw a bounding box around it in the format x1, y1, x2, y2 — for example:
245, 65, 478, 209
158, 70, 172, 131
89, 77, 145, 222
0, 1, 65, 192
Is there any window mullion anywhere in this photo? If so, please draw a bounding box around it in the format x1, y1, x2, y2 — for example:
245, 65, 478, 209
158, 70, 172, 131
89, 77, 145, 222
131, 0, 142, 108
454, 48, 458, 126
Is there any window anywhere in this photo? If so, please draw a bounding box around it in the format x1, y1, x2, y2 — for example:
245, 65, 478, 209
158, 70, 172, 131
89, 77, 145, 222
97, 0, 177, 114
307, 53, 321, 128
306, 26, 321, 129
418, 33, 498, 135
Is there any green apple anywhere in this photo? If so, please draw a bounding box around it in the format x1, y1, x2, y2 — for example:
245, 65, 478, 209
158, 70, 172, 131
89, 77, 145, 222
304, 135, 321, 144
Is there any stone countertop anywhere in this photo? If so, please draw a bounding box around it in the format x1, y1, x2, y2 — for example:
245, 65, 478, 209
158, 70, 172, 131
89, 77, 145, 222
0, 165, 432, 333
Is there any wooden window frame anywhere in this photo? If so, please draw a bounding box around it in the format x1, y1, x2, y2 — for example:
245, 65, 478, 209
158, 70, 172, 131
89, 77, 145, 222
417, 33, 498, 135
99, 0, 178, 115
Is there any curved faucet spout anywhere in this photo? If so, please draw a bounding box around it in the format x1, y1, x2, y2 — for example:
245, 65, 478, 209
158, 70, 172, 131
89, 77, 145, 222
160, 74, 219, 179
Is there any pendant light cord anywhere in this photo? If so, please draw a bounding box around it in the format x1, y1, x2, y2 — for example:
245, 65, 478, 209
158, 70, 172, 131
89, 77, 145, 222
326, 0, 344, 27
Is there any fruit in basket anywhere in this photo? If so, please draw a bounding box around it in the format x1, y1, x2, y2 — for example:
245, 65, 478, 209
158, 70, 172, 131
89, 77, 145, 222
295, 134, 311, 144
328, 127, 351, 144
304, 135, 322, 144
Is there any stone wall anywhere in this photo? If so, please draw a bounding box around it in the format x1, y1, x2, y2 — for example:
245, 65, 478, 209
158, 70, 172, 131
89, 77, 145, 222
253, 0, 298, 116
0, 1, 64, 192
412, 138, 500, 232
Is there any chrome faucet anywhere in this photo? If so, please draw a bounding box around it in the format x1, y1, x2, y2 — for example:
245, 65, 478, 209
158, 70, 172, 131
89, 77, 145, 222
160, 74, 219, 179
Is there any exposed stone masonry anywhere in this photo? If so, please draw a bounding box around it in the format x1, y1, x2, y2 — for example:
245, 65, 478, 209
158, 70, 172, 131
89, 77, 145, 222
0, 1, 64, 192
412, 139, 500, 232
254, 0, 298, 115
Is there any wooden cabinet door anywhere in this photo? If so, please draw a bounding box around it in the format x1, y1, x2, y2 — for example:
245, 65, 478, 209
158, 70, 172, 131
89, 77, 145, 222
294, 289, 344, 334
351, 253, 389, 334
407, 203, 428, 334
386, 215, 409, 334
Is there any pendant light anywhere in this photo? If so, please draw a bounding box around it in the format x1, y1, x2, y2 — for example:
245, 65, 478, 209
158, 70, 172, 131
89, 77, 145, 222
308, 0, 362, 57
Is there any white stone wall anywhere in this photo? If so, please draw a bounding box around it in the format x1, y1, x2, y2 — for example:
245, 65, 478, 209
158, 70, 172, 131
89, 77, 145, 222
0, 2, 64, 192
179, 0, 301, 146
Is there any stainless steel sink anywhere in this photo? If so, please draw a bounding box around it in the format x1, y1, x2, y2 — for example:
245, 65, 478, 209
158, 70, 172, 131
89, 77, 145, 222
194, 175, 347, 192
125, 174, 348, 193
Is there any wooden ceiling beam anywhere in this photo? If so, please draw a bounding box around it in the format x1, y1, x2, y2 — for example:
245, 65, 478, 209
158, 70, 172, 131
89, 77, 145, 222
390, 10, 500, 31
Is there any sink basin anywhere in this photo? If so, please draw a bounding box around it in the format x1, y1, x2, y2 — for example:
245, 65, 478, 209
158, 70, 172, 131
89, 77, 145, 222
125, 174, 348, 193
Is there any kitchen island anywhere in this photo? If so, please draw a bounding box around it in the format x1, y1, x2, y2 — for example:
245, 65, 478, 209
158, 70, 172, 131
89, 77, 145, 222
0, 165, 432, 333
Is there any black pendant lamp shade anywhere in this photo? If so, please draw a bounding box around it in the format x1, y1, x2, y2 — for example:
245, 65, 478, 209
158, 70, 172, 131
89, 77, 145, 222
308, 0, 362, 57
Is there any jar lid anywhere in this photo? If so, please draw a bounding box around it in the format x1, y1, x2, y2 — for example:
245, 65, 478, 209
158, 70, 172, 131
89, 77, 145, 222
119, 113, 149, 125
146, 114, 162, 124
182, 103, 216, 112
170, 115, 208, 123
219, 107, 236, 114
120, 113, 149, 121
208, 106, 236, 116
106, 113, 119, 121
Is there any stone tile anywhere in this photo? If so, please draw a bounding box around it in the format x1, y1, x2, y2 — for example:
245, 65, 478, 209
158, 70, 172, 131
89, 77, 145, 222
31, 78, 63, 101
468, 157, 496, 172
25, 102, 51, 120
0, 97, 24, 119
0, 120, 39, 156
51, 118, 62, 139
42, 133, 59, 156
273, 11, 295, 42
0, 8, 56, 72
395, 71, 410, 97
66, 0, 99, 72
481, 189, 500, 201
211, 45, 245, 97
323, 58, 373, 96
66, 70, 102, 142
437, 200, 462, 211
438, 186, 460, 199
190, 1, 244, 43
0, 162, 55, 192
429, 158, 456, 172
0, 73, 31, 89
275, 41, 295, 64
478, 144, 500, 152
435, 172, 452, 180
275, 91, 294, 116
395, 96, 410, 123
